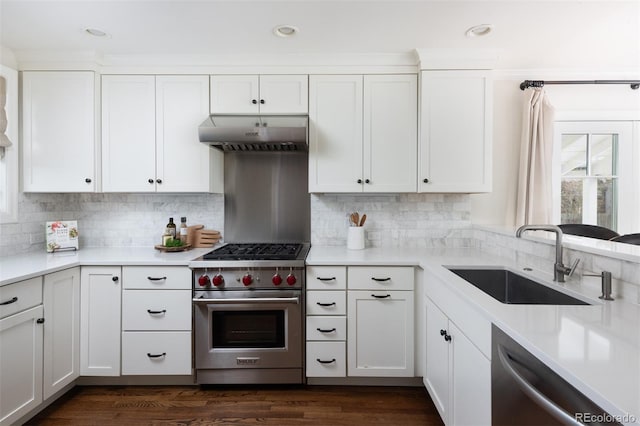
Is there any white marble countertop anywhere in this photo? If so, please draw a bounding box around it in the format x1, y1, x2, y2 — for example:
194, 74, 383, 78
308, 245, 640, 425
0, 246, 213, 286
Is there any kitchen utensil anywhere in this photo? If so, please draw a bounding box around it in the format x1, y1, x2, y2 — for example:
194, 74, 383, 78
186, 224, 204, 245
194, 229, 222, 247
353, 212, 360, 227
154, 244, 192, 252
359, 214, 367, 227
349, 212, 358, 227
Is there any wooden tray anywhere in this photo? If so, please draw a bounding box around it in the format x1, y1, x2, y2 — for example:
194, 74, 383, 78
154, 244, 192, 252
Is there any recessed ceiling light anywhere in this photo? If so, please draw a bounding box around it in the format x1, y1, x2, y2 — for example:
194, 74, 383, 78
84, 28, 109, 37
465, 24, 493, 38
273, 25, 299, 38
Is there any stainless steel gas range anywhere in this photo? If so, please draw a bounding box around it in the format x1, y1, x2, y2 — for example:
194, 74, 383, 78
191, 243, 309, 384
191, 117, 311, 384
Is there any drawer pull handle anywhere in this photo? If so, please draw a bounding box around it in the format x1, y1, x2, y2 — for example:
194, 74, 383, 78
147, 309, 167, 315
147, 352, 167, 359
371, 294, 391, 299
0, 296, 18, 306
316, 277, 336, 281
371, 277, 391, 282
147, 276, 167, 281
316, 302, 336, 307
316, 358, 336, 364
317, 328, 337, 333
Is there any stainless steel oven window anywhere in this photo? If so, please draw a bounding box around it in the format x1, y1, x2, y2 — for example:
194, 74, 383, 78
212, 310, 286, 348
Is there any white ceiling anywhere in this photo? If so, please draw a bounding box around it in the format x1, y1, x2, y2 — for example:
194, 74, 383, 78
1, 0, 639, 69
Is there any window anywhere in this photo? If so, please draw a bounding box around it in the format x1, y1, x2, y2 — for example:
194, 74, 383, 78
0, 65, 18, 224
553, 121, 636, 233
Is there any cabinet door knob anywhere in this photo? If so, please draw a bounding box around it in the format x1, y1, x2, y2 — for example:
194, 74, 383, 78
37, 318, 45, 324
260, 99, 265, 104
440, 329, 447, 336
148, 179, 154, 184
252, 99, 257, 104
444, 334, 452, 342
156, 179, 162, 184
357, 179, 363, 184
423, 178, 429, 183
365, 179, 370, 184
85, 178, 92, 183
112, 276, 119, 282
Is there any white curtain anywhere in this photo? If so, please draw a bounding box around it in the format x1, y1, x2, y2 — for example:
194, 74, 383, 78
515, 88, 555, 226
0, 76, 12, 159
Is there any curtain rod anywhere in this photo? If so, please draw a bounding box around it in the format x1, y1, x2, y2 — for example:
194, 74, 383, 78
519, 80, 640, 90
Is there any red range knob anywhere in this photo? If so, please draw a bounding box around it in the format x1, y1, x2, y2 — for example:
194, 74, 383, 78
198, 275, 210, 287
286, 274, 297, 285
272, 274, 283, 286
242, 274, 253, 286
212, 274, 224, 287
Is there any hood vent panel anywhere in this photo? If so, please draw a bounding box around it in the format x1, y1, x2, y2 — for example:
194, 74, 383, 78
199, 115, 308, 152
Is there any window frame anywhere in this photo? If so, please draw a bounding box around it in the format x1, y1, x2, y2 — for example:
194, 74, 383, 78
0, 65, 18, 224
553, 120, 637, 234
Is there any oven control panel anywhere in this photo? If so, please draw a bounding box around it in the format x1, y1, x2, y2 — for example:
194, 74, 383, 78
193, 267, 304, 290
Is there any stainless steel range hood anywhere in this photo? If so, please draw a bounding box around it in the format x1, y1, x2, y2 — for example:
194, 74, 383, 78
199, 115, 308, 152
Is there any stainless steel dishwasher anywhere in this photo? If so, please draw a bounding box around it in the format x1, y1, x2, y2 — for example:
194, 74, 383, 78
492, 325, 622, 426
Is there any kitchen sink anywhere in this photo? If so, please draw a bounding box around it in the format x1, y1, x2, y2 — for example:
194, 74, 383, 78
447, 268, 590, 305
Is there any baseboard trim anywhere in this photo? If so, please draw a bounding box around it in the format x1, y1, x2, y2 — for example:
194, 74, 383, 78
306, 376, 424, 386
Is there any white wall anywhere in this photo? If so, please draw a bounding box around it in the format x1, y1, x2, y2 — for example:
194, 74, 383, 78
470, 73, 640, 227
0, 46, 17, 69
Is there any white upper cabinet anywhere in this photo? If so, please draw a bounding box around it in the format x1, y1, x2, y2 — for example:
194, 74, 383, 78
309, 75, 363, 192
22, 71, 96, 192
419, 70, 492, 193
309, 74, 417, 193
102, 75, 156, 192
210, 75, 308, 114
363, 75, 417, 192
156, 76, 220, 193
102, 75, 223, 193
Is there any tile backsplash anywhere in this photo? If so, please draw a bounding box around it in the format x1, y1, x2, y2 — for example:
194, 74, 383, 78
0, 193, 224, 257
2, 192, 474, 257
311, 193, 474, 248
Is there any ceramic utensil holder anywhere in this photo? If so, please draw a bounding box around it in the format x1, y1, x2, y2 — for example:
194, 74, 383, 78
347, 227, 365, 250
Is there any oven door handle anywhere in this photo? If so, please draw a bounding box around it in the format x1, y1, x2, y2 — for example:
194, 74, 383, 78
192, 296, 300, 305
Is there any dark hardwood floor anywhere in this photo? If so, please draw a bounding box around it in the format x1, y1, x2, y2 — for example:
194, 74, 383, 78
27, 385, 443, 426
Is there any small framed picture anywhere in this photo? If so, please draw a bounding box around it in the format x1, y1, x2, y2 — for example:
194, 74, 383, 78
46, 220, 79, 253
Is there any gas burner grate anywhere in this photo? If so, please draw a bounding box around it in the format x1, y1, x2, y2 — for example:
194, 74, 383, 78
203, 243, 303, 261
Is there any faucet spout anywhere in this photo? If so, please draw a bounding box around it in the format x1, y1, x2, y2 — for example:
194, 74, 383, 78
515, 224, 571, 282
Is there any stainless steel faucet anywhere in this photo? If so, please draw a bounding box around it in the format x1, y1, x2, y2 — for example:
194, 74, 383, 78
515, 224, 579, 282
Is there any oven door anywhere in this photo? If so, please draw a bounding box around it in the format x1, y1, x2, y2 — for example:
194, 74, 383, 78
193, 290, 302, 370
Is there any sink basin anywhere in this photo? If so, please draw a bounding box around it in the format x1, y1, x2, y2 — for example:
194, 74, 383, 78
447, 268, 590, 305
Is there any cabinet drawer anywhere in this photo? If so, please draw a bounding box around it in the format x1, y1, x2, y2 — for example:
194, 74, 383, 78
306, 316, 346, 341
122, 290, 191, 331
122, 331, 191, 375
348, 266, 414, 290
306, 266, 347, 290
306, 291, 346, 315
306, 342, 346, 377
123, 266, 191, 290
0, 277, 43, 319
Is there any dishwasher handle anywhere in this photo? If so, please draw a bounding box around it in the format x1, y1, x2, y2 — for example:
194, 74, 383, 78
497, 345, 582, 426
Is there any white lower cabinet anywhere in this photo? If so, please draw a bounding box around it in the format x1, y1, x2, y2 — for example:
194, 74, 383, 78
424, 297, 491, 426
305, 265, 415, 379
121, 332, 191, 375
80, 266, 122, 376
347, 290, 414, 376
43, 268, 80, 399
121, 266, 192, 375
0, 305, 44, 426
